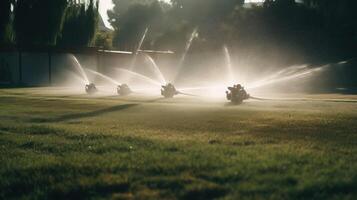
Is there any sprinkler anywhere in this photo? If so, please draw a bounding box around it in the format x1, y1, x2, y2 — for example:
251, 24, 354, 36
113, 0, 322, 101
226, 84, 250, 104
85, 83, 98, 94
117, 84, 132, 96
161, 83, 179, 98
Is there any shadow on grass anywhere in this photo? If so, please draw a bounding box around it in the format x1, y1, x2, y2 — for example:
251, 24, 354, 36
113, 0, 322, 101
32, 104, 139, 123
145, 97, 165, 103
108, 97, 165, 104
182, 184, 228, 200
295, 176, 357, 199
1, 165, 130, 199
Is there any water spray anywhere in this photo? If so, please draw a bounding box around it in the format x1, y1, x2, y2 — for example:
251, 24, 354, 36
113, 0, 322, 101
129, 27, 149, 70
136, 28, 149, 55
179, 28, 198, 67
247, 65, 326, 90
116, 68, 162, 87
223, 45, 235, 85
86, 69, 120, 85
70, 54, 90, 84
173, 27, 198, 83
145, 54, 167, 85
222, 46, 250, 103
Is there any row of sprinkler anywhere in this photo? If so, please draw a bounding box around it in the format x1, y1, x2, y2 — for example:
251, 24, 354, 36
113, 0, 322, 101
85, 83, 250, 103
85, 83, 135, 96
85, 83, 180, 99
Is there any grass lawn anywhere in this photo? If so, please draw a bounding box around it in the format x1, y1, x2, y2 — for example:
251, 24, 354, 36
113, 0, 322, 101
0, 88, 357, 199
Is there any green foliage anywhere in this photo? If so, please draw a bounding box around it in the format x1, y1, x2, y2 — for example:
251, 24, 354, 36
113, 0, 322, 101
107, 0, 356, 63
108, 0, 165, 51
95, 31, 113, 49
5, 0, 356, 57
108, 0, 245, 51
58, 0, 99, 47
13, 0, 68, 45
2, 0, 356, 63
303, 0, 357, 36
9, 0, 99, 47
170, 0, 244, 25
0, 0, 14, 44
108, 0, 156, 19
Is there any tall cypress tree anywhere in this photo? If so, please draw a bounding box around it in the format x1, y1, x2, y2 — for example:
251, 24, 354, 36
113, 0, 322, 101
0, 0, 13, 44
14, 0, 67, 45
59, 0, 99, 47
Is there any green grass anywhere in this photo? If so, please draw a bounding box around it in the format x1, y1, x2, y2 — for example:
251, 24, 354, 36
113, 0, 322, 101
0, 88, 357, 199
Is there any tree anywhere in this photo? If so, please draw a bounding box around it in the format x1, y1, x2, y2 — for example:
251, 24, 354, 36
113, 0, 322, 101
95, 31, 113, 49
166, 0, 245, 51
108, 0, 164, 50
303, 0, 357, 37
59, 0, 99, 47
0, 0, 14, 44
14, 0, 68, 45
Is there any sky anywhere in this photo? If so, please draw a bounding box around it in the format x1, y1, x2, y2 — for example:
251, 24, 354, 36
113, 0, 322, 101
99, 0, 172, 28
99, 0, 264, 29
99, 0, 114, 28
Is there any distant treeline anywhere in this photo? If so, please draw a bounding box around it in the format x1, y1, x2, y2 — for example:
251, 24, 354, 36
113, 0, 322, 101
108, 0, 357, 64
0, 0, 356, 64
0, 0, 98, 47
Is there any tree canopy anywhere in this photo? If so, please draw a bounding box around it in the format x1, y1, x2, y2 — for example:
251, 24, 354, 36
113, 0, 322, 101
0, 0, 355, 63
0, 0, 13, 44
14, 0, 68, 45
107, 0, 356, 63
0, 0, 99, 46
59, 0, 99, 47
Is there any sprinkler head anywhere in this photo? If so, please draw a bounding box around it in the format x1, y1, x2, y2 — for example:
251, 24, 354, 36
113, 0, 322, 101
117, 84, 132, 96
161, 83, 179, 98
226, 84, 250, 104
85, 83, 98, 94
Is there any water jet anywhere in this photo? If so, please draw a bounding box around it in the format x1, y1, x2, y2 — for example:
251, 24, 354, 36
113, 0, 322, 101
173, 28, 198, 83
70, 55, 90, 84
86, 69, 120, 85
223, 45, 235, 85
145, 54, 166, 85
130, 27, 149, 70
116, 68, 162, 87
